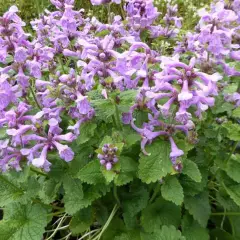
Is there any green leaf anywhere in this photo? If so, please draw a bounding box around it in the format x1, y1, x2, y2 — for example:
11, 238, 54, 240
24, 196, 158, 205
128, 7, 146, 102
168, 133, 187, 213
232, 107, 240, 118
0, 175, 23, 206
114, 233, 130, 240
114, 156, 137, 186
91, 99, 115, 120
182, 214, 209, 240
161, 176, 184, 206
222, 122, 240, 141
210, 229, 235, 240
122, 127, 141, 147
0, 127, 7, 140
184, 191, 211, 227
226, 157, 240, 183
95, 29, 110, 37
224, 184, 240, 206
63, 175, 84, 215
141, 198, 181, 233
122, 185, 149, 226
38, 178, 61, 204
138, 140, 172, 184
70, 207, 93, 235
77, 122, 97, 145
141, 225, 186, 240
75, 183, 110, 210
118, 90, 138, 113
0, 203, 48, 240
180, 168, 208, 196
182, 160, 202, 183
78, 160, 105, 185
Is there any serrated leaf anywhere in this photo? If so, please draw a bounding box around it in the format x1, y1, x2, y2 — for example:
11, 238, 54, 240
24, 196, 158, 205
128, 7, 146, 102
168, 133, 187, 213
114, 233, 130, 240
161, 176, 184, 206
138, 140, 172, 184
78, 160, 105, 185
0, 175, 23, 206
210, 229, 235, 240
141, 225, 186, 240
226, 158, 240, 183
77, 122, 97, 145
224, 184, 240, 206
0, 203, 48, 240
182, 160, 202, 183
100, 136, 113, 148
70, 207, 93, 235
141, 198, 181, 233
75, 183, 110, 210
38, 178, 61, 204
114, 156, 137, 186
232, 107, 240, 118
122, 185, 149, 227
101, 165, 119, 183
182, 214, 209, 240
180, 168, 208, 196
184, 191, 211, 227
91, 99, 115, 120
63, 175, 84, 215
118, 90, 138, 113
222, 122, 240, 141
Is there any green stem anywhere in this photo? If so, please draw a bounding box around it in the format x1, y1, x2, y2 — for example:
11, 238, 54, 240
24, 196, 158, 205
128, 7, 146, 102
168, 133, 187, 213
32, 199, 64, 210
120, 1, 126, 19
114, 104, 122, 130
29, 84, 42, 110
57, 56, 66, 73
112, 115, 117, 128
47, 210, 66, 217
30, 167, 48, 177
92, 204, 119, 240
149, 183, 161, 203
225, 141, 238, 165
211, 212, 240, 216
113, 185, 121, 206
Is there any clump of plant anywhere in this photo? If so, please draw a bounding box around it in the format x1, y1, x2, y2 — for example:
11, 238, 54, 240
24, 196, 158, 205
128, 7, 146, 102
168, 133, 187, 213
0, 0, 240, 239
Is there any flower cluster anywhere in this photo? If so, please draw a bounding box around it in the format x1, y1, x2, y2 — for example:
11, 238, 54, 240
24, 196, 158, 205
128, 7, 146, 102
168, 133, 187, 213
97, 144, 118, 170
0, 0, 237, 174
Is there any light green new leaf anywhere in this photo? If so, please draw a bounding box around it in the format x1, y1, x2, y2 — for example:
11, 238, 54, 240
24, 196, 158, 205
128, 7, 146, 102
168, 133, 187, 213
184, 191, 211, 227
0, 203, 48, 240
161, 176, 184, 206
138, 140, 172, 183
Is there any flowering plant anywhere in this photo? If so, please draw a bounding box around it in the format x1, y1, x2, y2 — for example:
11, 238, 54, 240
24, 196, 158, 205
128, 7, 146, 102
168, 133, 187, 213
0, 0, 240, 239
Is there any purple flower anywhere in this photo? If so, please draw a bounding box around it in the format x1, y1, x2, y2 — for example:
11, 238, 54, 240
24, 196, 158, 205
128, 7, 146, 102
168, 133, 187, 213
169, 137, 184, 161
32, 145, 49, 168
53, 141, 74, 162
